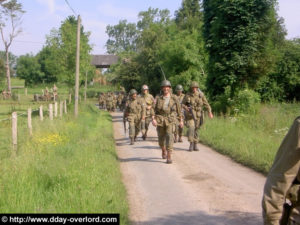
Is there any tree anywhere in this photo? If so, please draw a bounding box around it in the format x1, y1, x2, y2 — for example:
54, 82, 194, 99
105, 20, 138, 54
203, 0, 277, 98
0, 0, 24, 92
42, 16, 93, 86
175, 0, 202, 31
16, 54, 44, 86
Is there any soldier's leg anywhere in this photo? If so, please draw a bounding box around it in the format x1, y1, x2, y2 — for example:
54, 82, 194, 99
193, 119, 201, 151
174, 120, 178, 143
141, 119, 146, 138
165, 123, 174, 164
134, 120, 141, 141
178, 125, 183, 142
129, 120, 135, 145
144, 117, 152, 138
157, 126, 167, 159
186, 119, 195, 151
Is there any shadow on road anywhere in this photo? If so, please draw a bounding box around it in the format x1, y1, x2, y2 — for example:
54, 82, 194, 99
131, 210, 262, 225
118, 156, 163, 163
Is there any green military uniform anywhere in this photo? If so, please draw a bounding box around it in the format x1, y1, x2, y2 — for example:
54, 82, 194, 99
124, 89, 145, 145
262, 117, 300, 225
140, 85, 155, 140
174, 85, 185, 143
182, 81, 212, 151
153, 80, 182, 163
106, 92, 114, 111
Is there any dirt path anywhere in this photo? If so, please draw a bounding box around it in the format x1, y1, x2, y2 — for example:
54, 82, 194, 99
112, 112, 266, 225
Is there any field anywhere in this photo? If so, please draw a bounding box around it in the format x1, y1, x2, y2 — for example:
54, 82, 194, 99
199, 103, 300, 174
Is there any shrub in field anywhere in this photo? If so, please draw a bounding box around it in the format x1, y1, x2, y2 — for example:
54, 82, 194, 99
233, 89, 261, 114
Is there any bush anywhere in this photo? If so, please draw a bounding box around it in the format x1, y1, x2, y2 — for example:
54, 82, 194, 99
233, 89, 260, 114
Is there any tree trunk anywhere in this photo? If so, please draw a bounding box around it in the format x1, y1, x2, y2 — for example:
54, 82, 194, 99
5, 49, 11, 93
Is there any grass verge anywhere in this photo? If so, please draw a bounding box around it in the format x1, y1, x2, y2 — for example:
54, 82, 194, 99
0, 104, 129, 224
198, 103, 300, 174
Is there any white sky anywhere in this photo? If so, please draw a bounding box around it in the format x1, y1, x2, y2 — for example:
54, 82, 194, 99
0, 0, 299, 56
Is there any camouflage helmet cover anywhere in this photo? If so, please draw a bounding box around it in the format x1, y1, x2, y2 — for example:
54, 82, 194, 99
160, 80, 171, 87
190, 81, 199, 88
142, 84, 149, 90
129, 89, 137, 95
175, 84, 183, 91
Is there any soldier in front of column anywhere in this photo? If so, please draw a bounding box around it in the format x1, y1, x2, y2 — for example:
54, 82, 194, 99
262, 116, 300, 225
124, 89, 145, 145
152, 80, 183, 164
140, 84, 155, 140
174, 84, 185, 143
182, 81, 213, 151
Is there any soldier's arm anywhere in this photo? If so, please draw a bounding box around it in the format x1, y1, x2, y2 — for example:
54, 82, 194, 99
201, 94, 213, 118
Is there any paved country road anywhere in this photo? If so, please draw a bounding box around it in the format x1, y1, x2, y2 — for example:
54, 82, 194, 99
112, 111, 266, 225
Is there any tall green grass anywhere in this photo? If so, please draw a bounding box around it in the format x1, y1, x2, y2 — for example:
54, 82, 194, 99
199, 103, 300, 174
0, 104, 129, 224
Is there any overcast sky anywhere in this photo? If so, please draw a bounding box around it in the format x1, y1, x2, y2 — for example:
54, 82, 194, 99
1, 0, 299, 56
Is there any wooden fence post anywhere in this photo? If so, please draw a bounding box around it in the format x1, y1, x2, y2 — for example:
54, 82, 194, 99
49, 104, 53, 120
17, 94, 20, 102
12, 112, 17, 153
64, 100, 67, 114
69, 94, 72, 104
60, 101, 63, 118
39, 105, 44, 121
28, 108, 32, 136
54, 102, 58, 117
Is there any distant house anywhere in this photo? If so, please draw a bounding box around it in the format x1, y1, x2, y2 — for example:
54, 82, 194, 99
91, 55, 119, 68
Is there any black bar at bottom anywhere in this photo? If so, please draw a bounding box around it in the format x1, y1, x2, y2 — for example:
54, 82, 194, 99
0, 214, 119, 225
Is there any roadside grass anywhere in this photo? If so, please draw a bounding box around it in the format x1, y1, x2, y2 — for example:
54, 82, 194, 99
0, 104, 129, 224
199, 103, 300, 174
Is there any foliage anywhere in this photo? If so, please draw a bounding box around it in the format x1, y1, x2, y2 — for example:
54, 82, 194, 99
16, 54, 45, 86
234, 89, 260, 114
175, 0, 202, 31
42, 16, 93, 86
203, 0, 280, 98
106, 19, 138, 54
106, 5, 208, 95
0, 58, 5, 89
256, 39, 300, 102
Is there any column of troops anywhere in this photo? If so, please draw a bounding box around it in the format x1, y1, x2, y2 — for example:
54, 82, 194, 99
100, 80, 213, 164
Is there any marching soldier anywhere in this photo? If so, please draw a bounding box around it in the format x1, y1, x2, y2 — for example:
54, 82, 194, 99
262, 117, 300, 225
174, 84, 185, 143
140, 84, 155, 140
152, 80, 183, 164
106, 92, 114, 112
124, 89, 145, 145
182, 81, 213, 151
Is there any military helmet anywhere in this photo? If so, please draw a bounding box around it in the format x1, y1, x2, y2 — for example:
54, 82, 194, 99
160, 80, 171, 87
141, 84, 149, 90
190, 81, 199, 88
175, 84, 183, 91
129, 89, 137, 95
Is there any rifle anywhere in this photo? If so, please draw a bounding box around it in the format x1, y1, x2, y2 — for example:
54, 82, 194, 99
123, 115, 127, 135
184, 102, 197, 123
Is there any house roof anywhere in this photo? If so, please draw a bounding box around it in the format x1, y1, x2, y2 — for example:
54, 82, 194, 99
91, 55, 119, 68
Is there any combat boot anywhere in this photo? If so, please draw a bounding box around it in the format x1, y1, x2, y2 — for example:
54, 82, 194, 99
178, 136, 183, 142
166, 151, 172, 164
189, 142, 193, 151
134, 136, 137, 142
142, 134, 146, 140
194, 142, 199, 151
130, 138, 134, 145
162, 147, 167, 159
174, 134, 177, 143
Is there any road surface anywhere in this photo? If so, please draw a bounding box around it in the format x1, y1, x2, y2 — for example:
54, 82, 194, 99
112, 111, 266, 225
